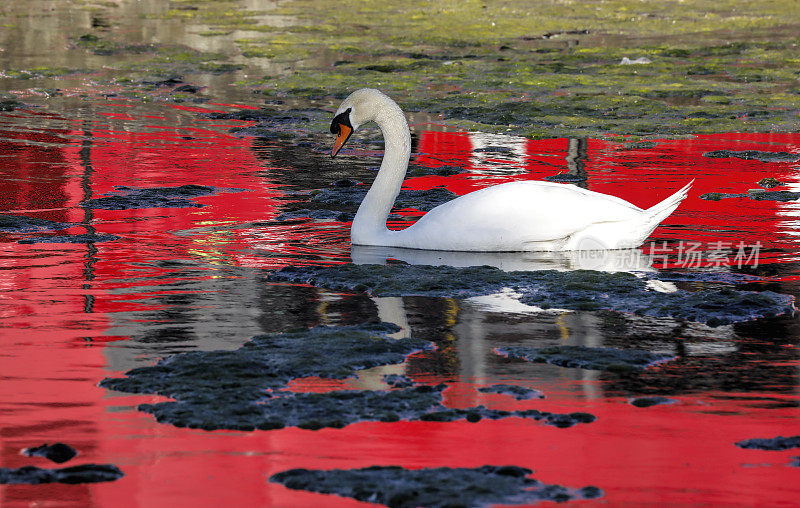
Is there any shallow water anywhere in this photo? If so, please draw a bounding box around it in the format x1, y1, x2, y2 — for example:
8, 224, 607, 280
1, 91, 799, 506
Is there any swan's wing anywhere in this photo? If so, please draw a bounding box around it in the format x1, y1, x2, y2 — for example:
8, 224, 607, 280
403, 181, 643, 249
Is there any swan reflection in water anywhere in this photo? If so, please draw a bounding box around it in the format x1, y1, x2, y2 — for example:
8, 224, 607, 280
350, 244, 656, 273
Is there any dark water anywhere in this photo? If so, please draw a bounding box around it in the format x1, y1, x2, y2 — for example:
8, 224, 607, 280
1, 93, 799, 506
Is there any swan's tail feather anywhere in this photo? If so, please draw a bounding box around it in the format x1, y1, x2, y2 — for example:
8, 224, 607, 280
632, 179, 693, 244
647, 179, 693, 217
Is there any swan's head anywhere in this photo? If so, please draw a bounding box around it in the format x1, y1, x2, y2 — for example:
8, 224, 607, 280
330, 88, 393, 157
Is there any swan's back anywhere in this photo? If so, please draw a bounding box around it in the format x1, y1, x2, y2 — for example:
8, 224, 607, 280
388, 181, 675, 251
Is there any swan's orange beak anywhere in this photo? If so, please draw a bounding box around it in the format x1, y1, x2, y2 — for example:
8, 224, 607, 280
331, 123, 352, 158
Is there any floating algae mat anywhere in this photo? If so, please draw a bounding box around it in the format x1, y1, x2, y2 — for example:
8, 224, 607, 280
268, 264, 794, 326
0, 464, 123, 485
495, 345, 675, 374
22, 443, 78, 464
101, 323, 595, 431
0, 214, 70, 232
700, 190, 800, 202
82, 185, 243, 210
270, 465, 603, 508
735, 436, 800, 451
703, 150, 800, 163
17, 234, 120, 244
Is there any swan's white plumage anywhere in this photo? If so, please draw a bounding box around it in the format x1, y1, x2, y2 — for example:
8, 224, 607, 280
331, 88, 691, 252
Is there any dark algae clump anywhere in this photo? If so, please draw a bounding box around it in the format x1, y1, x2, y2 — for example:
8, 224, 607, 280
495, 345, 674, 373
82, 185, 242, 210
17, 234, 120, 244
700, 190, 800, 202
270, 465, 603, 507
0, 214, 70, 232
22, 443, 78, 464
703, 150, 800, 163
100, 323, 594, 430
102, 323, 427, 393
735, 436, 800, 451
0, 464, 123, 485
629, 396, 676, 408
268, 264, 794, 326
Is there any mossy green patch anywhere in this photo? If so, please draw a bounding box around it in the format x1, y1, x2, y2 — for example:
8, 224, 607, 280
225, 0, 800, 138
0, 67, 88, 79
4, 0, 798, 137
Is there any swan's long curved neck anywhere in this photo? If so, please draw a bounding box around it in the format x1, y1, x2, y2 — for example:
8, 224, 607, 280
351, 100, 411, 245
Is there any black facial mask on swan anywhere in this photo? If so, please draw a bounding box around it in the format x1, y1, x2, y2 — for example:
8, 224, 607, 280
330, 108, 353, 157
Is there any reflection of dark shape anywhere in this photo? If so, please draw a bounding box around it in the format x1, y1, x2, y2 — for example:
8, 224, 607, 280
0, 214, 69, 232
249, 138, 377, 194
700, 190, 800, 202
270, 465, 603, 507
496, 345, 674, 373
478, 384, 545, 400
790, 457, 800, 467
17, 233, 119, 244
82, 184, 241, 209
100, 323, 593, 430
22, 443, 78, 464
383, 374, 415, 388
601, 317, 799, 395
474, 146, 513, 153
629, 396, 675, 408
268, 264, 794, 326
735, 436, 800, 451
703, 150, 800, 163
546, 138, 588, 185
0, 464, 123, 484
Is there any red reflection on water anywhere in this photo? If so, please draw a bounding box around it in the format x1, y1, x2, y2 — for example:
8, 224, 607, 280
1, 115, 799, 507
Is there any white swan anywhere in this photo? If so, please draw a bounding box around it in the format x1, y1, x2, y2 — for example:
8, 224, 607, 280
330, 88, 691, 252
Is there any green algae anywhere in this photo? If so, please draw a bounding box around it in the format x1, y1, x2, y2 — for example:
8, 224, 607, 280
0, 67, 88, 79
233, 0, 800, 138
2, 0, 798, 138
